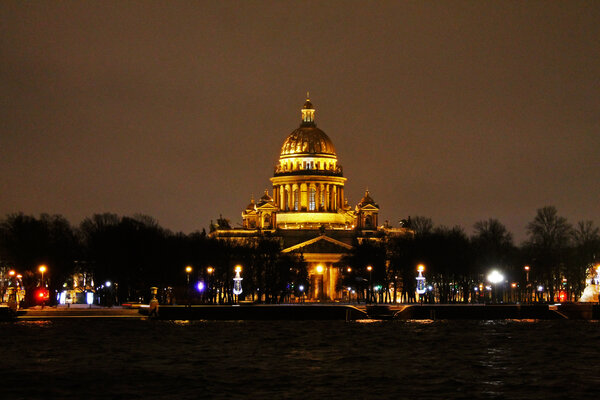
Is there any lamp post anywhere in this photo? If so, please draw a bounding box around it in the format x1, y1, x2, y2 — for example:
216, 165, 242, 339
207, 266, 214, 303
487, 270, 504, 303
39, 265, 47, 287
511, 282, 518, 303
233, 265, 243, 302
185, 266, 192, 307
316, 265, 324, 302
185, 265, 192, 284
416, 264, 426, 304
524, 265, 530, 303
298, 285, 305, 303
346, 267, 352, 302
366, 265, 373, 304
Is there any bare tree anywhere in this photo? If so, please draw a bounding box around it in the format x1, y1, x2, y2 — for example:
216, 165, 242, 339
570, 220, 600, 297
410, 216, 434, 236
525, 206, 572, 301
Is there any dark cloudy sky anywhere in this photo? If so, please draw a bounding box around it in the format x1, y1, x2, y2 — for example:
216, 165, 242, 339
1, 1, 599, 242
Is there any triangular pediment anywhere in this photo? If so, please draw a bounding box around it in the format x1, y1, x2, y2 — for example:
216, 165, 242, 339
282, 234, 353, 254
358, 204, 379, 211
256, 202, 278, 211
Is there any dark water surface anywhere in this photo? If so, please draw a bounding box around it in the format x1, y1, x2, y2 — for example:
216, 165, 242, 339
1, 319, 599, 399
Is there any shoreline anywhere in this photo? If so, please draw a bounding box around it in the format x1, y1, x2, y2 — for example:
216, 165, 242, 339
3, 303, 599, 321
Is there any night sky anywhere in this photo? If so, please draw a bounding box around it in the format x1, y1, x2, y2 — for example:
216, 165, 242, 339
1, 1, 599, 242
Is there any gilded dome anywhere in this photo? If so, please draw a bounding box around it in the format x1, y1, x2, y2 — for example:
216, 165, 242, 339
280, 126, 336, 157
280, 97, 337, 157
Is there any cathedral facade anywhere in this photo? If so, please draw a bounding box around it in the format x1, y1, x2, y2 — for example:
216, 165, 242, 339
212, 96, 407, 300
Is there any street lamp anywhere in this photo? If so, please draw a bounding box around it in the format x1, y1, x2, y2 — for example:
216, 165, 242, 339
206, 266, 214, 303
366, 265, 373, 303
524, 265, 531, 303
316, 265, 324, 302
185, 266, 193, 307
39, 265, 47, 287
233, 265, 243, 297
185, 265, 192, 284
487, 270, 504, 303
298, 284, 305, 303
416, 264, 426, 303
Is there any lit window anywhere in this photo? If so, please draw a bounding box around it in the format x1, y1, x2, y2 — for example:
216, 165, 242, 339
309, 188, 316, 211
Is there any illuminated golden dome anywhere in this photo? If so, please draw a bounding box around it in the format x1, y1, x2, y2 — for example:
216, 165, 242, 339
279, 96, 337, 157
280, 127, 336, 157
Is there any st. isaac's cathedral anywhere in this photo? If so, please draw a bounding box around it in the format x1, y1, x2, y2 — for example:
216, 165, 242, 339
211, 96, 410, 300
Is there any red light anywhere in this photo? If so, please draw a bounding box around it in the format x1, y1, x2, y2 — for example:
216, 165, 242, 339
35, 288, 49, 302
558, 291, 567, 302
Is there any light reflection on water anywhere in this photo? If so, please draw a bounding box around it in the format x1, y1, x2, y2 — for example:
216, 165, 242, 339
1, 319, 599, 399
17, 320, 54, 327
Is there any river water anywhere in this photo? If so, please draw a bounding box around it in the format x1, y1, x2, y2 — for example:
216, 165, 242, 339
1, 319, 599, 399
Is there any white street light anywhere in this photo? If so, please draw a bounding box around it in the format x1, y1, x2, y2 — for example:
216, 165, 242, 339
487, 270, 504, 284
487, 270, 504, 303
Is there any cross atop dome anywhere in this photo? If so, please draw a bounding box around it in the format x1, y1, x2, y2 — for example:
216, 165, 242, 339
301, 92, 315, 126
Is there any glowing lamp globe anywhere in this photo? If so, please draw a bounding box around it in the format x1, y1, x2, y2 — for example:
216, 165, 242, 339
487, 270, 504, 284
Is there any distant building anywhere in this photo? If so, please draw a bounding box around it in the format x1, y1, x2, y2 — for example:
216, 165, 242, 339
211, 96, 409, 300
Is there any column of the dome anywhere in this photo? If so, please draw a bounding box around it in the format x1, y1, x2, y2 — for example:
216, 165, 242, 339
293, 184, 299, 210
333, 185, 338, 211
317, 184, 321, 211
339, 187, 344, 209
285, 184, 291, 211
300, 183, 307, 210
317, 183, 323, 211
330, 185, 335, 211
331, 185, 335, 211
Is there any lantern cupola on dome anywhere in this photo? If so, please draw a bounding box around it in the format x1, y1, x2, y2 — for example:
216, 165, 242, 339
301, 92, 315, 126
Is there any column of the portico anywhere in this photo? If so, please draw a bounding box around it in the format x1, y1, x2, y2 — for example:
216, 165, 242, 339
333, 185, 340, 211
